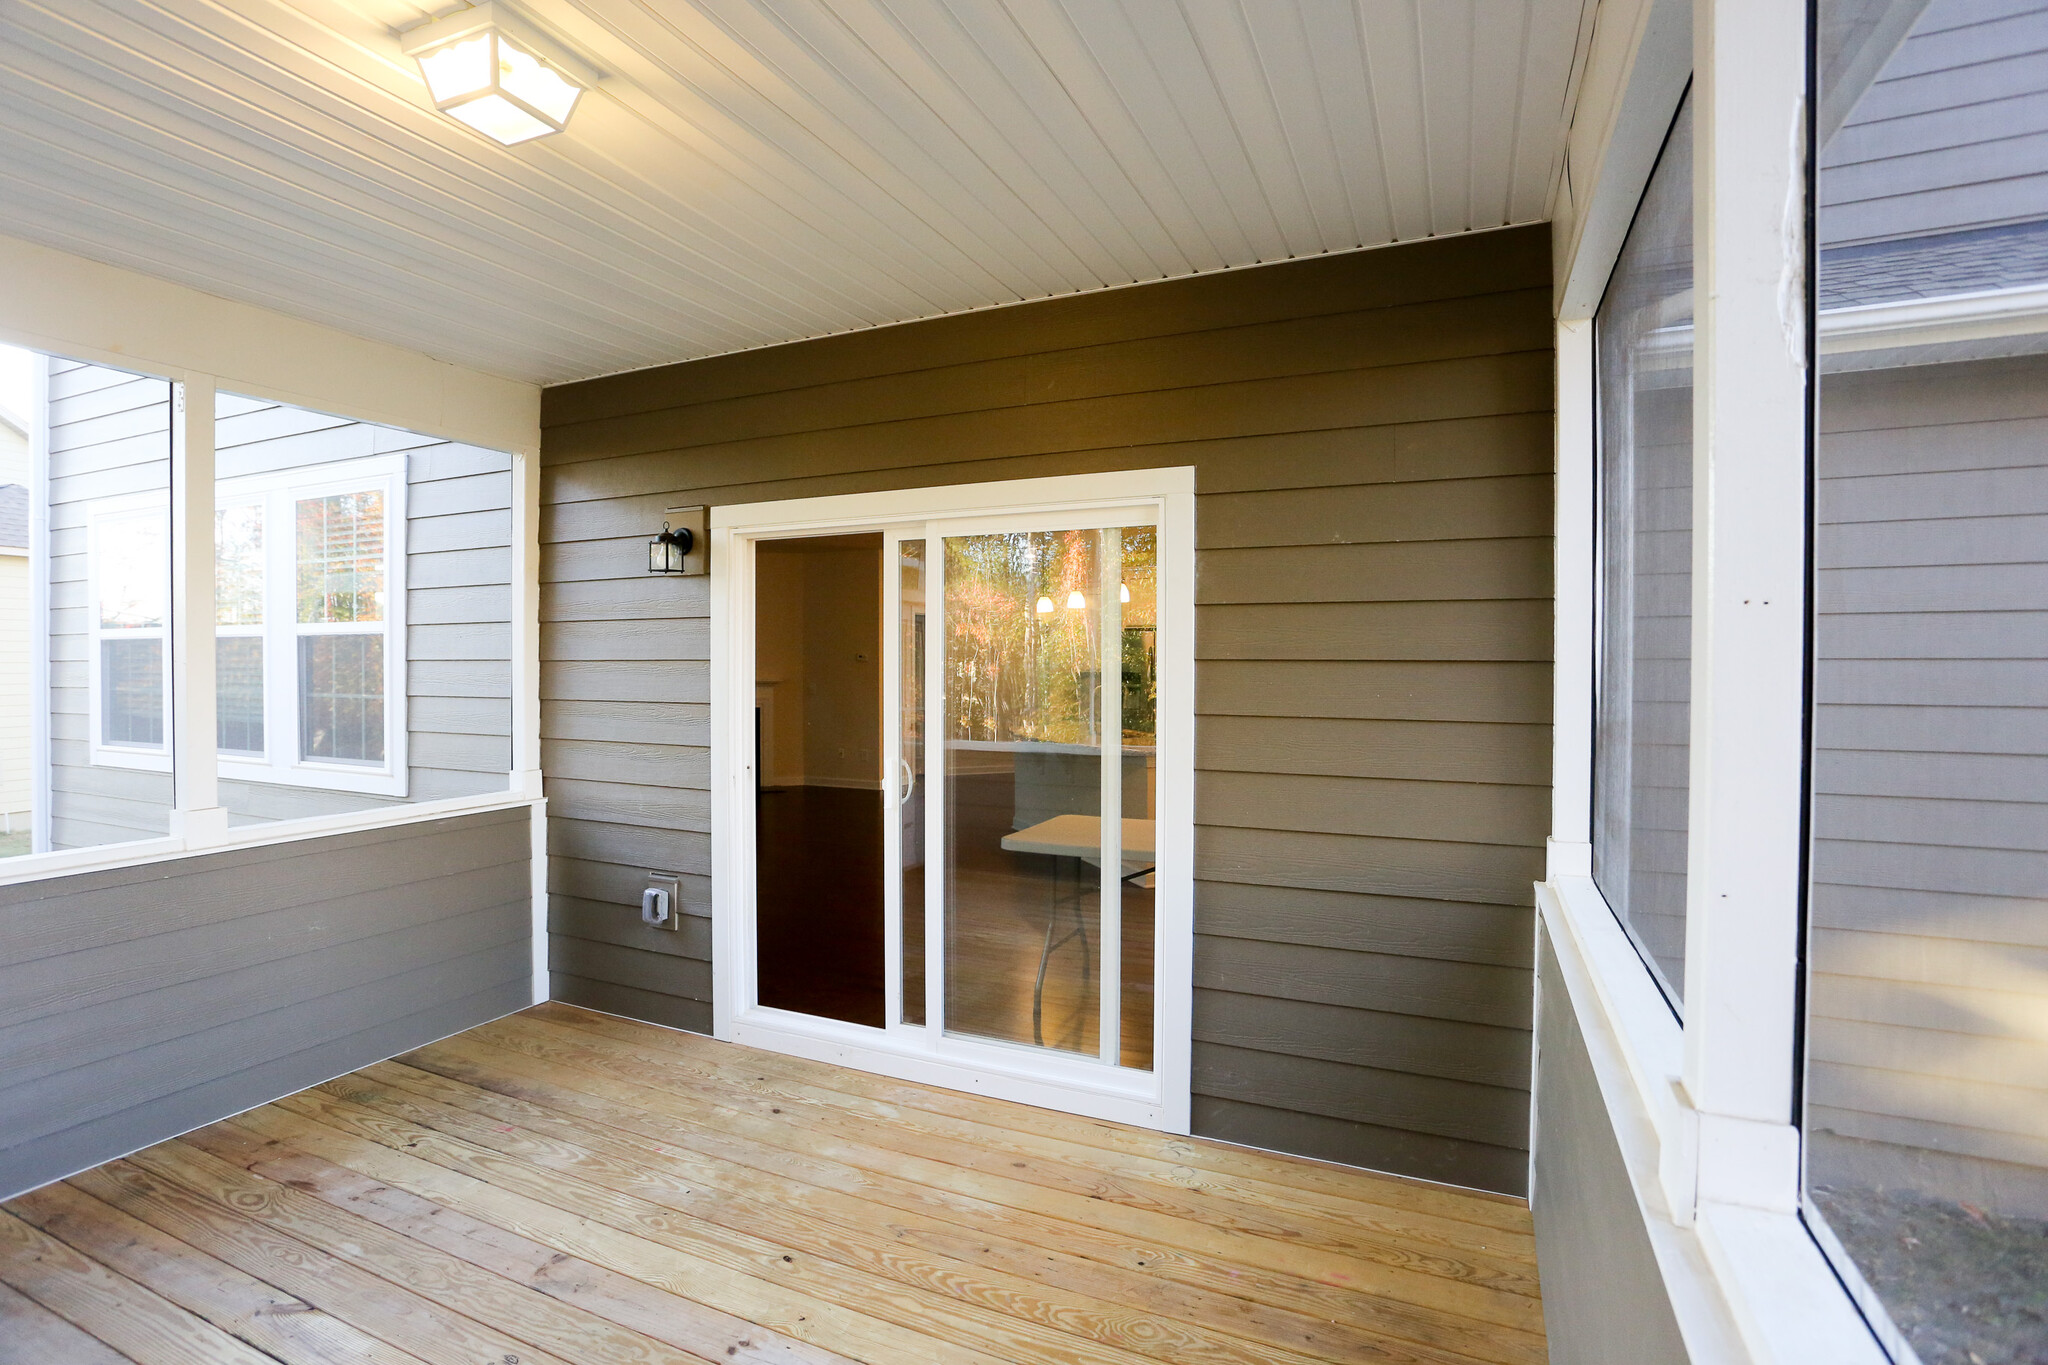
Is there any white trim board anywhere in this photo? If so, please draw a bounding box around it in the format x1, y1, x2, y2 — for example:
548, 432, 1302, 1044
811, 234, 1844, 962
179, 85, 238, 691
0, 233, 538, 458
711, 467, 1196, 1132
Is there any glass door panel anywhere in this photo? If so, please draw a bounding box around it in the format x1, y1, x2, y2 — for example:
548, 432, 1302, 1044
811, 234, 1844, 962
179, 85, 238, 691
1117, 527, 1158, 1071
898, 538, 927, 1026
934, 524, 1157, 1064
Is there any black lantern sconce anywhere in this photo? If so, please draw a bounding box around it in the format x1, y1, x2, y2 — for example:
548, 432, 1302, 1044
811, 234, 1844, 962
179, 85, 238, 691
647, 505, 708, 576
649, 522, 692, 574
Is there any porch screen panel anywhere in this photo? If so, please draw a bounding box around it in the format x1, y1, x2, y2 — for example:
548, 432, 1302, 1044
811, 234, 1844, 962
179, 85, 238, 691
1805, 4, 2048, 1360
32, 353, 178, 853
1592, 92, 1694, 1006
212, 391, 513, 822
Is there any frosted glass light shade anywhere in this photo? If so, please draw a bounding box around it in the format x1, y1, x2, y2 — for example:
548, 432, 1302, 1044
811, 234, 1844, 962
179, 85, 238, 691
409, 18, 583, 146
446, 91, 555, 146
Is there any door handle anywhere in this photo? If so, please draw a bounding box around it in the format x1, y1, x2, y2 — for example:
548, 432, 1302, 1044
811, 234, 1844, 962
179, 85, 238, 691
900, 757, 917, 806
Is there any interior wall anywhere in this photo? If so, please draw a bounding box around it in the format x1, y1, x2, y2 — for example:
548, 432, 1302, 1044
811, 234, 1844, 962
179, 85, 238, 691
753, 549, 807, 787
798, 545, 882, 789
0, 806, 533, 1201
538, 227, 1555, 1193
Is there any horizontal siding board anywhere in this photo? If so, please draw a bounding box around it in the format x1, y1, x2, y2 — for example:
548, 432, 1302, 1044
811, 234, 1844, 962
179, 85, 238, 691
1198, 825, 1545, 905
1196, 715, 1552, 784
1189, 1096, 1529, 1195
548, 895, 713, 960
1198, 475, 1553, 549
549, 973, 714, 1034
1195, 988, 1531, 1088
1196, 537, 1553, 604
547, 815, 710, 875
1198, 770, 1550, 845
1196, 599, 1552, 661
541, 350, 1553, 502
1193, 1041, 1529, 1149
1195, 934, 1534, 1028
540, 738, 709, 789
541, 701, 710, 746
1196, 880, 1535, 968
1198, 660, 1554, 723
550, 935, 712, 1002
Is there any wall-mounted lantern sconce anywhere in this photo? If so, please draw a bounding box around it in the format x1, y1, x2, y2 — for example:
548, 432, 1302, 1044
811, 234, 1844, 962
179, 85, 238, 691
400, 3, 593, 146
649, 505, 708, 576
649, 523, 692, 574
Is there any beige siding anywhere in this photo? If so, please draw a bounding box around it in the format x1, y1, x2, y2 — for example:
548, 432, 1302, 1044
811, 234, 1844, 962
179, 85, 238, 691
539, 227, 1554, 1195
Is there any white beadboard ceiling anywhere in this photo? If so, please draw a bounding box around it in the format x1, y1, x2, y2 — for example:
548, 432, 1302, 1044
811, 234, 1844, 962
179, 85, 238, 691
0, 1, 1589, 385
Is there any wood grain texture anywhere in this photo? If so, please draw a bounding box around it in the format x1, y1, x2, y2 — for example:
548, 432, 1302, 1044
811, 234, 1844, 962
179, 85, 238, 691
539, 230, 1553, 1193
0, 1006, 1546, 1365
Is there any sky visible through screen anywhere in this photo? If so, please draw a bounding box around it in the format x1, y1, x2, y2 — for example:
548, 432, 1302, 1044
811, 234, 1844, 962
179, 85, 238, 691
0, 343, 34, 424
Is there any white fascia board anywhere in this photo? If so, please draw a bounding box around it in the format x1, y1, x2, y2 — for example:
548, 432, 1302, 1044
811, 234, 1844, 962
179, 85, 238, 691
0, 232, 539, 456
1553, 0, 1693, 320
1819, 282, 2048, 353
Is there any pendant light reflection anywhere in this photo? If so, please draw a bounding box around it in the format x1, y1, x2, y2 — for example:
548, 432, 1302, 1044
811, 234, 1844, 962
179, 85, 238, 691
403, 4, 585, 146
1034, 595, 1054, 615
1066, 590, 1086, 610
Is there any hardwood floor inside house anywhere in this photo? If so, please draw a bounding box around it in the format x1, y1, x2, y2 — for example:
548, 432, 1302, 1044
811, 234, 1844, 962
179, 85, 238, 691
0, 1005, 1544, 1365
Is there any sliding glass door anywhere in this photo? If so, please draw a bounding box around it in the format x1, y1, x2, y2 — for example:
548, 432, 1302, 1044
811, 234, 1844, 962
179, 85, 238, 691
719, 474, 1187, 1128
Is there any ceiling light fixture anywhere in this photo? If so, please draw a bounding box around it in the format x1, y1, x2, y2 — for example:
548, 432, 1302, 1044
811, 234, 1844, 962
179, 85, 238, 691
401, 3, 590, 146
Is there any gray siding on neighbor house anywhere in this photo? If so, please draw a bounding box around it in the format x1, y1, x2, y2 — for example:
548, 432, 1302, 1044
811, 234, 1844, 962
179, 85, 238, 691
1810, 352, 2048, 1185
1821, 0, 2048, 247
44, 359, 513, 844
1532, 923, 1689, 1365
0, 805, 533, 1201
539, 227, 1554, 1194
45, 361, 175, 848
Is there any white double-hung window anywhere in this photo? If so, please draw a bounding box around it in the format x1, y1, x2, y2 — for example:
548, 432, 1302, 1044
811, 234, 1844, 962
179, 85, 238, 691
216, 454, 408, 795
89, 452, 408, 795
87, 498, 173, 770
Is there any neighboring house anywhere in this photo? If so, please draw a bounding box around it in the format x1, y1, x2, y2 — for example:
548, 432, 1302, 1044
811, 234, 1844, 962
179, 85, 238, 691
0, 403, 27, 839
42, 360, 515, 848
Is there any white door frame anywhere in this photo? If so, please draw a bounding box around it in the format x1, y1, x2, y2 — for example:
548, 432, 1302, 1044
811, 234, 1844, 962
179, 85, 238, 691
709, 468, 1195, 1131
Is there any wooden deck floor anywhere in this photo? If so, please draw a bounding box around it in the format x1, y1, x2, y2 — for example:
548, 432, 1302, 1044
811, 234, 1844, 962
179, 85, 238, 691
0, 1003, 1544, 1364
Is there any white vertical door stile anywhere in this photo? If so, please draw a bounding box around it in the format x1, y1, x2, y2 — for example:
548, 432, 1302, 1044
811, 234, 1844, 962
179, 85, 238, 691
881, 526, 907, 1034
922, 525, 947, 1042
1098, 528, 1123, 1066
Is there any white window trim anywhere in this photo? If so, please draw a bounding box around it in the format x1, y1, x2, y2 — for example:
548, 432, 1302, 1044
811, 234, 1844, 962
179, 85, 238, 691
708, 467, 1196, 1133
1535, 1, 1891, 1360
85, 492, 175, 774
214, 453, 410, 798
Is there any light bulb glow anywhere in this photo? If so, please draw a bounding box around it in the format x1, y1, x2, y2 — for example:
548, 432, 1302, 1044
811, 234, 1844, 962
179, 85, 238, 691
1119, 582, 1130, 604
1066, 590, 1086, 610
445, 91, 555, 145
416, 32, 493, 104
1035, 596, 1054, 615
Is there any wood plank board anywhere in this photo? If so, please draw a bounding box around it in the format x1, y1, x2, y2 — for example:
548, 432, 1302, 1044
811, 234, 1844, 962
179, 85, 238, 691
1, 1006, 1543, 1365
